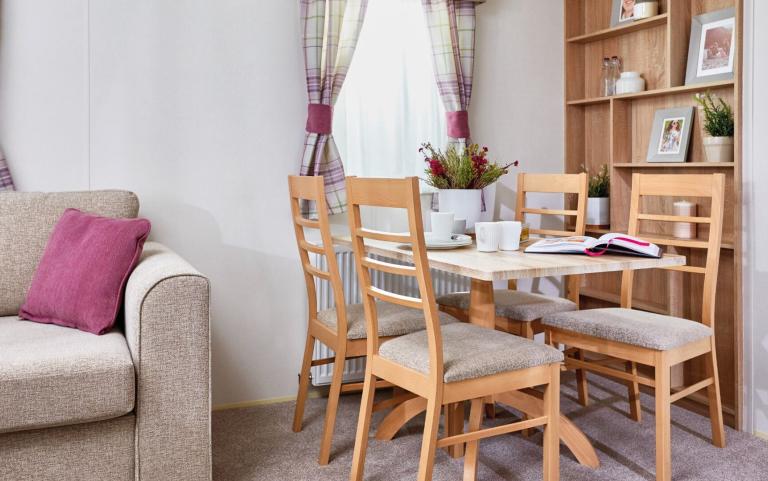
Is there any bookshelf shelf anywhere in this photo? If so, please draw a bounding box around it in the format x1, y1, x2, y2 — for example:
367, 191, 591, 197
567, 14, 668, 44
566, 80, 735, 106
613, 162, 735, 168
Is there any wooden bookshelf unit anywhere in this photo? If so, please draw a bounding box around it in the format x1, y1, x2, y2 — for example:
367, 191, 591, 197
564, 0, 743, 428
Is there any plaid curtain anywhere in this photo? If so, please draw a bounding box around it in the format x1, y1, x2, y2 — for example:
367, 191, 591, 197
0, 151, 15, 191
422, 0, 476, 143
300, 0, 368, 215
423, 0, 477, 210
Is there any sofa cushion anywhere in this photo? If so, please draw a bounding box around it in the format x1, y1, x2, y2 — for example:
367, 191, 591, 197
0, 190, 139, 317
20, 209, 151, 335
0, 316, 135, 433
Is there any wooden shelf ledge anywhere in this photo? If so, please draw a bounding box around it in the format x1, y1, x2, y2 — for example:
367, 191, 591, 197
613, 162, 735, 168
566, 80, 735, 106
567, 14, 668, 44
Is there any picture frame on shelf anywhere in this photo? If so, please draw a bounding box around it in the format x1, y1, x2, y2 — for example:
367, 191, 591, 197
646, 107, 695, 163
685, 8, 737, 85
610, 0, 637, 27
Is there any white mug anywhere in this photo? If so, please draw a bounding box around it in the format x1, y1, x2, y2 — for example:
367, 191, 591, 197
452, 218, 467, 235
475, 222, 501, 252
499, 221, 522, 251
430, 212, 454, 240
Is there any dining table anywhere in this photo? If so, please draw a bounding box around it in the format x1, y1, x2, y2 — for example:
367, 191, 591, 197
334, 234, 686, 469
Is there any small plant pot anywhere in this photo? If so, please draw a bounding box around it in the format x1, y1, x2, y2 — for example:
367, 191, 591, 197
703, 136, 734, 163
587, 197, 610, 227
438, 189, 482, 231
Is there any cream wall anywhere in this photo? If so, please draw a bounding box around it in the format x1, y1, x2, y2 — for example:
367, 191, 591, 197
0, 0, 564, 405
742, 0, 768, 435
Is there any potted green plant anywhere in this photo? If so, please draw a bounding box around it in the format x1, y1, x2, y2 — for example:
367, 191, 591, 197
421, 143, 517, 231
695, 91, 734, 163
585, 164, 610, 227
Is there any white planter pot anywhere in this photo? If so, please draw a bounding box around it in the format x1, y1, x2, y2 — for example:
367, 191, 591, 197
703, 136, 734, 163
438, 189, 482, 231
587, 197, 610, 227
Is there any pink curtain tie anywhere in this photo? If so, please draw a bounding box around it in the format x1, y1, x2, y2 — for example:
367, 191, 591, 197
446, 110, 470, 139
306, 104, 333, 134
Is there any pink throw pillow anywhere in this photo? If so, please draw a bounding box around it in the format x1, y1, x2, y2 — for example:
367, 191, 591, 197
19, 208, 151, 335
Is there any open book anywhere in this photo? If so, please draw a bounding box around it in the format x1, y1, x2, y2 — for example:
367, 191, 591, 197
524, 233, 661, 258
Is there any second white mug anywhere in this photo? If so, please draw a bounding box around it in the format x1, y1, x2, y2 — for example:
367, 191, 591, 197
499, 221, 522, 251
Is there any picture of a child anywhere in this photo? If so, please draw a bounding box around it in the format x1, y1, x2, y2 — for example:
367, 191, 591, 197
658, 118, 684, 154
620, 0, 636, 21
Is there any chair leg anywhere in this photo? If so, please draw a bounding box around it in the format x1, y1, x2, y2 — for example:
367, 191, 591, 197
318, 349, 346, 465
417, 396, 443, 481
463, 398, 484, 481
626, 361, 642, 422
654, 353, 671, 481
349, 369, 377, 481
543, 364, 561, 481
575, 349, 590, 407
705, 338, 726, 448
292, 333, 315, 433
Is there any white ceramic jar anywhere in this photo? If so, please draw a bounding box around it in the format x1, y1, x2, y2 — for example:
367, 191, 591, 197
615, 72, 645, 95
634, 1, 659, 19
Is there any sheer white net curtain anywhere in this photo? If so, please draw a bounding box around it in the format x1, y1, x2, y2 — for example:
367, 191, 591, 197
333, 0, 447, 231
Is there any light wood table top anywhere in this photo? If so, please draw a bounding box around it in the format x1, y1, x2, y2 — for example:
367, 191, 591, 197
334, 236, 685, 281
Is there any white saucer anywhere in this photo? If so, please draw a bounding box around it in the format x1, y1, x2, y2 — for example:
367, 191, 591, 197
409, 233, 473, 250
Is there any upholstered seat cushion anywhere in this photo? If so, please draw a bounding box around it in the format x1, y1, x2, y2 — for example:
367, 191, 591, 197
318, 302, 459, 340
437, 290, 577, 322
379, 323, 564, 383
0, 316, 135, 433
542, 308, 713, 351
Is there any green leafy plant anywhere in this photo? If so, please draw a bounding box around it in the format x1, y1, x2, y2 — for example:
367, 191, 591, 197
583, 164, 610, 198
420, 143, 518, 190
694, 91, 734, 137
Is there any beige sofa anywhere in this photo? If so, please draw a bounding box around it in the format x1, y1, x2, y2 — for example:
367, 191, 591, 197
0, 191, 211, 481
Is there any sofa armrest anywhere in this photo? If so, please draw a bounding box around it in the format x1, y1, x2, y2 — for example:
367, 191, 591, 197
124, 242, 211, 481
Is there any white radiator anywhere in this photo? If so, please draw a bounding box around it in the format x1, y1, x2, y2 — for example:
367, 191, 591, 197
310, 250, 470, 386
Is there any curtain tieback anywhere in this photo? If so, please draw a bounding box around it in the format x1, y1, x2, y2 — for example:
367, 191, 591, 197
306, 104, 333, 134
446, 110, 470, 139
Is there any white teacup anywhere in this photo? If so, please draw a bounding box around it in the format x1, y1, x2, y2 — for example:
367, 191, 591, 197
499, 221, 522, 251
452, 218, 467, 235
475, 222, 501, 252
431, 212, 454, 240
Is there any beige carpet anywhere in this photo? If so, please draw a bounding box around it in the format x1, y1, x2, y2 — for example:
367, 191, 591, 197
212, 374, 768, 480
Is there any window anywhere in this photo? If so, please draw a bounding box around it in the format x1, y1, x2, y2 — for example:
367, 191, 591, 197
334, 0, 446, 186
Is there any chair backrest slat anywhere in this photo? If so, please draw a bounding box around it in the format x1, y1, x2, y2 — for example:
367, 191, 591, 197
620, 173, 725, 328
288, 175, 348, 339
515, 172, 588, 238
346, 176, 444, 385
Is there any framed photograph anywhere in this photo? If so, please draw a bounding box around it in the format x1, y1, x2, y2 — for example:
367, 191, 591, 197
685, 8, 736, 84
611, 0, 637, 27
646, 107, 695, 163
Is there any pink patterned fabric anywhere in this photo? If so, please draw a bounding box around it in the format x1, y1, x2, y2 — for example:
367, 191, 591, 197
300, 0, 368, 215
306, 104, 334, 134
422, 0, 476, 142
19, 209, 151, 335
0, 152, 14, 191
446, 110, 470, 139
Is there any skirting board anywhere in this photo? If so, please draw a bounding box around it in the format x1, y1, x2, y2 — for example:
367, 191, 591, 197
212, 391, 322, 412
756, 432, 768, 442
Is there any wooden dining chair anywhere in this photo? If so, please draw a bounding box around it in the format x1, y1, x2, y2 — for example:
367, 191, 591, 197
437, 172, 588, 340
542, 173, 726, 481
346, 176, 563, 481
288, 175, 459, 465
